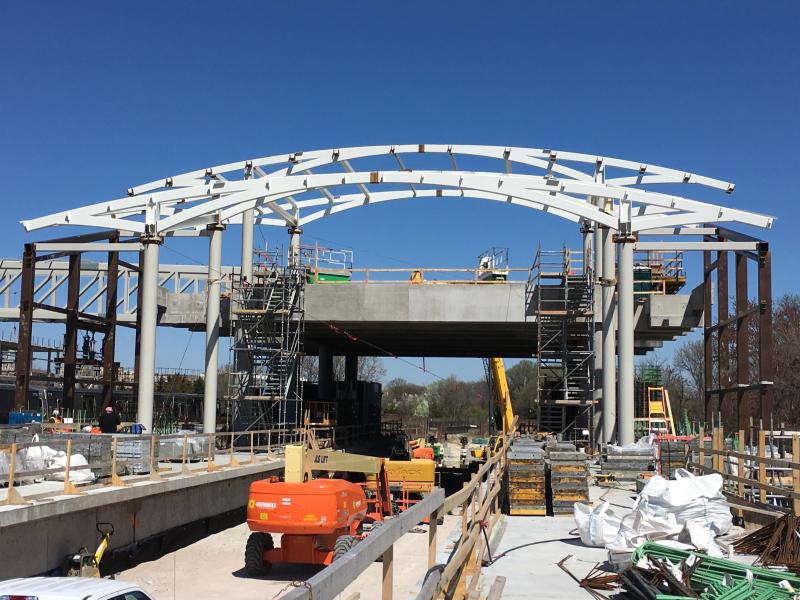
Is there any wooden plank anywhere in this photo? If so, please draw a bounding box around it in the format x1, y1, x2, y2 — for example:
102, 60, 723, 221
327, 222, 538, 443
487, 576, 507, 600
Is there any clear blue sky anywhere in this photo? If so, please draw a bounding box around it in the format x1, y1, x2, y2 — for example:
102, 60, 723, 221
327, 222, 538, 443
1, 2, 798, 384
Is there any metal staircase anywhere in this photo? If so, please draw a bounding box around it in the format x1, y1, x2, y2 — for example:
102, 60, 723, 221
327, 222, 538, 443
228, 249, 304, 440
530, 245, 594, 435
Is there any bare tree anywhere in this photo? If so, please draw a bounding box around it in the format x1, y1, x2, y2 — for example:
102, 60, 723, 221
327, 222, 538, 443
300, 355, 387, 383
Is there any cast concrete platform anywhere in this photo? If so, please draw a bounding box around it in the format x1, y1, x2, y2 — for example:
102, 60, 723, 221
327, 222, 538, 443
0, 453, 283, 579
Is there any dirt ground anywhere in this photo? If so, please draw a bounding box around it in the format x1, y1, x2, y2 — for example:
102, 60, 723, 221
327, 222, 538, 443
119, 515, 459, 600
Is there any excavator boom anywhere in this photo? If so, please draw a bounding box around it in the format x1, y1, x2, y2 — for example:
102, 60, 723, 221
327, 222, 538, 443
489, 357, 516, 436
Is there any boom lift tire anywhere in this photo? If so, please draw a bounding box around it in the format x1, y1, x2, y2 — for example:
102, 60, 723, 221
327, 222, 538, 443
245, 532, 274, 576
333, 535, 357, 561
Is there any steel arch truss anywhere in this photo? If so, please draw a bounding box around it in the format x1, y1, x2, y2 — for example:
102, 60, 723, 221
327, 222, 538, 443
21, 144, 774, 235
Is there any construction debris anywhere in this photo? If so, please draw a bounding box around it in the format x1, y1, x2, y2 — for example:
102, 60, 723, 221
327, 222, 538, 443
620, 542, 800, 600
733, 512, 800, 572
601, 435, 656, 482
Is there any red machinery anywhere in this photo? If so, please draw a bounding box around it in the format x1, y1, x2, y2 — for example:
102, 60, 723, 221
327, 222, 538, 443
244, 443, 392, 575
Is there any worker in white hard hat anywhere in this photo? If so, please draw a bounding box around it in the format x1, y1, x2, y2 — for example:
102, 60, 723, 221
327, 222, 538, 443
48, 409, 62, 424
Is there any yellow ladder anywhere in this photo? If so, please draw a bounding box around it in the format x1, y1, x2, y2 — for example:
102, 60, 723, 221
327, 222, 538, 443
646, 386, 676, 436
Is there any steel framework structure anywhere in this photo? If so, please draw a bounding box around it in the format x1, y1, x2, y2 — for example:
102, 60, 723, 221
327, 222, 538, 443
17, 144, 775, 444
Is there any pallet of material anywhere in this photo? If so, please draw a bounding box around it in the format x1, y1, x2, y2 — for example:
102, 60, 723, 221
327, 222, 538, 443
658, 441, 688, 479
548, 446, 590, 514
507, 443, 546, 516
601, 450, 655, 482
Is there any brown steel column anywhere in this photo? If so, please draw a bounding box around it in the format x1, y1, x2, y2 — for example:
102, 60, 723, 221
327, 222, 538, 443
758, 244, 774, 422
102, 241, 119, 408
63, 253, 80, 411
716, 247, 730, 429
14, 243, 35, 410
703, 248, 714, 426
735, 253, 750, 438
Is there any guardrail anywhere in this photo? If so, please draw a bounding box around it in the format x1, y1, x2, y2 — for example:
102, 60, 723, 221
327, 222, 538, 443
283, 430, 512, 600
1, 426, 296, 506
319, 267, 531, 284
685, 426, 800, 514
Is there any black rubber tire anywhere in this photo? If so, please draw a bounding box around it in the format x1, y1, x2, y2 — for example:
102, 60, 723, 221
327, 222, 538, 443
333, 535, 357, 562
245, 532, 273, 576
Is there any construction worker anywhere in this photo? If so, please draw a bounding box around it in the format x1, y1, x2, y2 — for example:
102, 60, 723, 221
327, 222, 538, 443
98, 405, 121, 434
48, 409, 62, 424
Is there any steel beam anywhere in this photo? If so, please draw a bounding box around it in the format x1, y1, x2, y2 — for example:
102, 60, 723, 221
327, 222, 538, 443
136, 237, 161, 432
203, 224, 224, 435
634, 241, 759, 251
601, 226, 616, 443
717, 246, 730, 428
33, 242, 144, 252
593, 221, 603, 444
616, 237, 635, 446
735, 252, 749, 436
758, 246, 774, 422
703, 248, 714, 425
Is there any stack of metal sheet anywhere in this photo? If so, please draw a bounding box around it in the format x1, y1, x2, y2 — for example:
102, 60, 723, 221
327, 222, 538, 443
112, 435, 156, 474
658, 440, 687, 478
547, 444, 589, 514
507, 438, 546, 516
601, 445, 655, 481
48, 432, 112, 479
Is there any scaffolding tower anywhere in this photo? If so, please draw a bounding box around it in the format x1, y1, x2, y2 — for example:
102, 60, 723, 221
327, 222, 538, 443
531, 245, 595, 437
228, 248, 305, 440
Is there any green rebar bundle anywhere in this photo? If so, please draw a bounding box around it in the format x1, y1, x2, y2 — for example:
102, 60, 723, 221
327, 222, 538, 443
631, 543, 800, 600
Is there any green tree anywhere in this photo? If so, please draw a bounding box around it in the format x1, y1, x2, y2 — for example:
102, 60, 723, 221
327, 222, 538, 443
505, 360, 538, 419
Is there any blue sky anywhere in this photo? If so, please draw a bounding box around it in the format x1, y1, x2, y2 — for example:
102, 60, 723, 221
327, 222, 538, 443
1, 2, 798, 384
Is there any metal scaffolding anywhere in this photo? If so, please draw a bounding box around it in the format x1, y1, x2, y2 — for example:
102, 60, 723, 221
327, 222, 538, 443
228, 248, 305, 439
532, 245, 594, 437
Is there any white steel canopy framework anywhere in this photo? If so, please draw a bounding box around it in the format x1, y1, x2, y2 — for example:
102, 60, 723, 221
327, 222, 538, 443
22, 144, 773, 236
18, 144, 776, 444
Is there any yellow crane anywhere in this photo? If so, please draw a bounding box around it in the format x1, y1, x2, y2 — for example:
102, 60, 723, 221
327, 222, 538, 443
489, 358, 516, 437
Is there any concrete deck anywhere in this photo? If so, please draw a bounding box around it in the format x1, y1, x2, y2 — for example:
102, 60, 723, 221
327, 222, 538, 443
479, 484, 638, 599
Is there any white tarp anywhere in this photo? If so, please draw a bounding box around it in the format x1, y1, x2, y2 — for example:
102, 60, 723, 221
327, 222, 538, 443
607, 434, 657, 455
575, 469, 731, 559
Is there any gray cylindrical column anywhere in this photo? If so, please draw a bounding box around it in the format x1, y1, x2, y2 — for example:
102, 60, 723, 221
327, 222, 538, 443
318, 345, 334, 401
241, 208, 254, 282
617, 236, 635, 446
203, 224, 224, 435
593, 222, 604, 444
288, 226, 302, 268
137, 236, 161, 432
601, 227, 617, 443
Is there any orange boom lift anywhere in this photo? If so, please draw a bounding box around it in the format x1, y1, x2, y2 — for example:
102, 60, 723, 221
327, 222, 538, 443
244, 438, 392, 575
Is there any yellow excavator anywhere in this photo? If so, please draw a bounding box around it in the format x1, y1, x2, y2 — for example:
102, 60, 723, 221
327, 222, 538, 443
487, 357, 517, 454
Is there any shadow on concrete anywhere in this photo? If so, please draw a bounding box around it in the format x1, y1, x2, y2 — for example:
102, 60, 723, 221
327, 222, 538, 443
232, 564, 323, 581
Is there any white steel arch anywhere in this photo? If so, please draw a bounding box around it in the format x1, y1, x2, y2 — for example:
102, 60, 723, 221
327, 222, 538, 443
21, 144, 773, 235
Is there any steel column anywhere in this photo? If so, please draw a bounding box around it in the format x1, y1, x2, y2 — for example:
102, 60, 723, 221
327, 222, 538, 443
758, 245, 774, 422
318, 345, 333, 402
203, 224, 224, 435
13, 244, 35, 410
102, 237, 119, 407
735, 252, 749, 436
592, 221, 603, 444
136, 237, 161, 432
241, 208, 254, 283
601, 226, 616, 443
616, 237, 635, 446
703, 248, 714, 425
716, 246, 730, 428
345, 354, 358, 386
289, 226, 302, 268
63, 253, 80, 411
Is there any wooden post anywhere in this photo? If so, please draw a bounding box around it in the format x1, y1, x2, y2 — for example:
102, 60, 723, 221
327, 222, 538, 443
181, 433, 190, 474
249, 431, 255, 463
111, 437, 126, 487
737, 429, 745, 499
63, 439, 84, 495
428, 508, 438, 569
698, 427, 705, 472
207, 433, 220, 472
793, 435, 800, 515
758, 430, 767, 504
228, 432, 241, 467
382, 543, 393, 600
149, 435, 163, 481
5, 443, 29, 505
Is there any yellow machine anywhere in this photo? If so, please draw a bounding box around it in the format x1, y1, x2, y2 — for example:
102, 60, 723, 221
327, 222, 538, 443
63, 522, 113, 577
488, 357, 517, 451
646, 386, 676, 436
